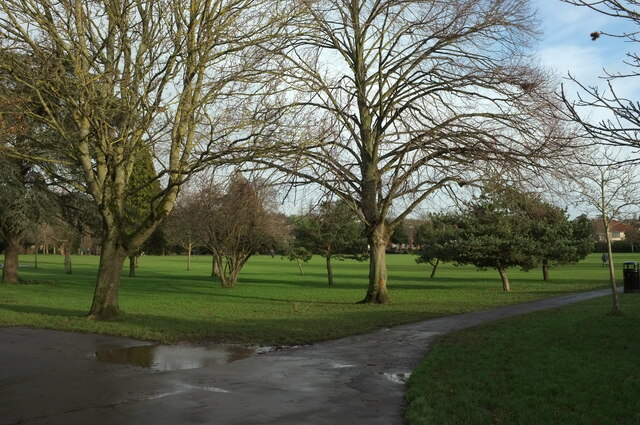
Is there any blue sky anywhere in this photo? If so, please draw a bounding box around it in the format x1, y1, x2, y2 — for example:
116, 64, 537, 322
535, 0, 637, 93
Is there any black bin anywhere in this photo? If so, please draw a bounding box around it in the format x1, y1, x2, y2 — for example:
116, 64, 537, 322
623, 262, 640, 293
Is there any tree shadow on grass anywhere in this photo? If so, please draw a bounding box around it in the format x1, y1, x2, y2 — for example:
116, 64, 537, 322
0, 303, 436, 345
207, 291, 350, 305
0, 303, 87, 318
122, 271, 471, 293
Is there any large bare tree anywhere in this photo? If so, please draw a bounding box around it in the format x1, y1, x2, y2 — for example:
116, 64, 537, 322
0, 0, 285, 318
256, 0, 571, 303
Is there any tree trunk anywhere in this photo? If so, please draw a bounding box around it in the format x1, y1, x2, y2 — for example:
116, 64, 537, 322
604, 221, 621, 315
34, 241, 39, 270
542, 259, 550, 281
429, 258, 440, 279
296, 259, 304, 276
497, 264, 511, 292
326, 255, 334, 286
87, 236, 128, 320
211, 255, 220, 277
229, 266, 239, 287
215, 255, 232, 288
1, 235, 20, 284
217, 253, 250, 288
360, 225, 391, 304
128, 255, 136, 277
64, 249, 72, 274
187, 242, 192, 271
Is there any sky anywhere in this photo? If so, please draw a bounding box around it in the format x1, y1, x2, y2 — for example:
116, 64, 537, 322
535, 0, 638, 100
533, 1, 639, 217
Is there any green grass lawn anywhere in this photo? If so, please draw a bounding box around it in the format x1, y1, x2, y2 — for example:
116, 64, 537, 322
405, 292, 640, 425
0, 252, 619, 344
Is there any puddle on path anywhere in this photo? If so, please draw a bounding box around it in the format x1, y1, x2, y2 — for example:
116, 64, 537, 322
380, 372, 412, 384
94, 343, 272, 371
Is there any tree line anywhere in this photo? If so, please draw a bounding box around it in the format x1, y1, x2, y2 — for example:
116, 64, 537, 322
0, 174, 598, 296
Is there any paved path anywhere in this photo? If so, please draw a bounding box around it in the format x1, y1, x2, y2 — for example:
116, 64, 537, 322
0, 289, 611, 425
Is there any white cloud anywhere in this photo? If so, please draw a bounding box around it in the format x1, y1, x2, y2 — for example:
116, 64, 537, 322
538, 44, 604, 83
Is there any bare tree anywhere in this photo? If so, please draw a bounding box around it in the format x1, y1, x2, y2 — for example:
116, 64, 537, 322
566, 149, 640, 315
0, 0, 285, 318
560, 1, 640, 154
192, 175, 286, 288
256, 0, 572, 303
164, 191, 202, 271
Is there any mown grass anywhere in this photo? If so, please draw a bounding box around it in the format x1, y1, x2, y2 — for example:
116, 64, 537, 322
405, 292, 640, 425
0, 252, 620, 344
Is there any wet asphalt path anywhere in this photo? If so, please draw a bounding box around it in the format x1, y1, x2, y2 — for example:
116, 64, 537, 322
0, 289, 611, 425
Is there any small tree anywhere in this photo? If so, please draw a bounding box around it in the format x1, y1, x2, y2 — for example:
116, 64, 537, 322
164, 193, 201, 271
537, 214, 593, 280
194, 175, 284, 288
414, 220, 443, 279
624, 224, 640, 253
567, 154, 640, 315
292, 201, 367, 286
526, 201, 593, 281
0, 158, 58, 283
284, 245, 313, 276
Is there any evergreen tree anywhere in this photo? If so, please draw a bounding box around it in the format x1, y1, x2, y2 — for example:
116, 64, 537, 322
124, 147, 161, 277
416, 188, 585, 291
292, 201, 367, 286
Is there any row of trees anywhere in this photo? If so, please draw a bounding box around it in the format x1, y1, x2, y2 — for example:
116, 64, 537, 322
164, 180, 369, 288
1, 0, 639, 318
2, 175, 609, 296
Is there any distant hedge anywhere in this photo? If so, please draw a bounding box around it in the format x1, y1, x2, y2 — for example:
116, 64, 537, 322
593, 241, 640, 253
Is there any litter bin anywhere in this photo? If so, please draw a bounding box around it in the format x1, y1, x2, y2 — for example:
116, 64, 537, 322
623, 262, 640, 293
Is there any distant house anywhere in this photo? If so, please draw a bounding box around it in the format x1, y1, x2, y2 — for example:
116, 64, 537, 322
592, 219, 637, 242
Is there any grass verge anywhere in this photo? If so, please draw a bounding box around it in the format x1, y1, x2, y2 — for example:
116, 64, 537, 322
405, 292, 640, 425
0, 253, 616, 344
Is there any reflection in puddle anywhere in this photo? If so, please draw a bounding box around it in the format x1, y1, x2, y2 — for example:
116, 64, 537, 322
95, 344, 270, 370
380, 371, 412, 384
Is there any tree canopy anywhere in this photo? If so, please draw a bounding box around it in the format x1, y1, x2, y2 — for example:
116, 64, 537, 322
416, 188, 591, 290
0, 0, 286, 318
292, 200, 366, 286
189, 175, 286, 288
561, 0, 640, 157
